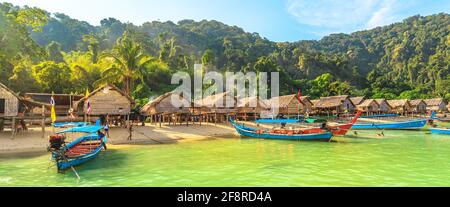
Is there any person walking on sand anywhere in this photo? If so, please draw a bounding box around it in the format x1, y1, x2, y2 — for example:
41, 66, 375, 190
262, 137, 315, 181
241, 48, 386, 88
127, 120, 133, 141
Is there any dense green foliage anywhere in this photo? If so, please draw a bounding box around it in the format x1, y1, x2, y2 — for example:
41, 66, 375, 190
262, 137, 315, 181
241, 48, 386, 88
0, 2, 449, 107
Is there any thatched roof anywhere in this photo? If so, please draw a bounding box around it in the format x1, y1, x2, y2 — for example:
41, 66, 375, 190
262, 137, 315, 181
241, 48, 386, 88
194, 91, 236, 108
350, 96, 366, 105
140, 92, 190, 115
300, 96, 313, 105
424, 98, 446, 106
0, 82, 20, 99
387, 99, 410, 108
410, 99, 426, 106
237, 96, 269, 108
267, 94, 312, 108
374, 99, 392, 108
74, 84, 135, 109
314, 95, 352, 108
311, 99, 319, 106
268, 94, 299, 108
358, 99, 379, 107
0, 82, 50, 109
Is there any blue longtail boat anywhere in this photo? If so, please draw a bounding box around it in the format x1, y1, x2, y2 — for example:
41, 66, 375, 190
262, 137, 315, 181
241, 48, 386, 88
48, 125, 107, 173
430, 128, 450, 135
351, 119, 427, 130
230, 118, 333, 141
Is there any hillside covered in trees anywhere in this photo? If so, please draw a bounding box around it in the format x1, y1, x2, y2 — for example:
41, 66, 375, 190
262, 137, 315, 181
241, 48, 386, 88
0, 2, 449, 106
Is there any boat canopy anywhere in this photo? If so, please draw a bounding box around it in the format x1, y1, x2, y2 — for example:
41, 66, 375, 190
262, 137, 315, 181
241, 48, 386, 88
57, 125, 104, 134
53, 122, 89, 128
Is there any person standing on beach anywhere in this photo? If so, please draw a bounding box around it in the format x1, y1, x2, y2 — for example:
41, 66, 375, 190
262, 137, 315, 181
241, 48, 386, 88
127, 120, 133, 141
104, 121, 110, 138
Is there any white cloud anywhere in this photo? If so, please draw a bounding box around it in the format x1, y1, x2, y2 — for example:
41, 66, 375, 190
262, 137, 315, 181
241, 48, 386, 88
367, 0, 402, 29
286, 0, 400, 32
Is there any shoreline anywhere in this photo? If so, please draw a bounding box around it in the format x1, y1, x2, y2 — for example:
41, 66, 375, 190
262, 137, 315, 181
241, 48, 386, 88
0, 123, 239, 156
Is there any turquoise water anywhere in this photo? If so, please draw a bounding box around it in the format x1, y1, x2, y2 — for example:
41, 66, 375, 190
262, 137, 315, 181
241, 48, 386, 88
1, 125, 450, 186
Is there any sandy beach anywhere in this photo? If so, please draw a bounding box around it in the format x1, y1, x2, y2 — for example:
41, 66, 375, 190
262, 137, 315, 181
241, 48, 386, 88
0, 123, 239, 155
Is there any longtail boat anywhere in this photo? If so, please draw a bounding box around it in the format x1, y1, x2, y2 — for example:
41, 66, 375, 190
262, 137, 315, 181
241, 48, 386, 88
230, 118, 333, 141
430, 128, 450, 135
48, 125, 107, 173
255, 111, 362, 136
302, 111, 362, 136
352, 119, 427, 130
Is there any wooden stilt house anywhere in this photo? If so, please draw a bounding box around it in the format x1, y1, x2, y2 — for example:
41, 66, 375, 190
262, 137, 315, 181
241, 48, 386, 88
193, 92, 237, 123
74, 84, 135, 119
140, 92, 191, 126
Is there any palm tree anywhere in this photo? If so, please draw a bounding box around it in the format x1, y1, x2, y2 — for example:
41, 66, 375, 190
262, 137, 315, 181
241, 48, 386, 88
82, 35, 100, 64
96, 32, 155, 96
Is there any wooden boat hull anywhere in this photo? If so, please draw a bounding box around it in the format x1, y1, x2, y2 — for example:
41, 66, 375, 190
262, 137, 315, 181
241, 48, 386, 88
52, 133, 106, 171
231, 119, 333, 141
299, 123, 353, 136
430, 128, 450, 135
352, 119, 427, 130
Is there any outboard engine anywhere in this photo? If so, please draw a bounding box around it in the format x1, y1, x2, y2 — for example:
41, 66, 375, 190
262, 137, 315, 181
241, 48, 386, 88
48, 134, 66, 151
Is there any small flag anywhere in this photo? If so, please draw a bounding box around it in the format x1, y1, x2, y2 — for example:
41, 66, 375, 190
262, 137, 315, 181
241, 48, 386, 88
87, 101, 92, 114
297, 89, 302, 103
50, 93, 56, 123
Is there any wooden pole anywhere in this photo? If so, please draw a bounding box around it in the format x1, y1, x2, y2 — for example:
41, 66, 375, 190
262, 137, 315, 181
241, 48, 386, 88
11, 117, 16, 139
0, 117, 4, 132
30, 110, 34, 126
41, 105, 45, 138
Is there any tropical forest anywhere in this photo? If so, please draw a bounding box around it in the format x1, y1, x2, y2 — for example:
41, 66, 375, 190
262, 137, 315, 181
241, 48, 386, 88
0, 2, 449, 107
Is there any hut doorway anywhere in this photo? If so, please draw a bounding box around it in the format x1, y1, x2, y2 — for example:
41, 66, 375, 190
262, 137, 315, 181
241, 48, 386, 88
0, 99, 5, 114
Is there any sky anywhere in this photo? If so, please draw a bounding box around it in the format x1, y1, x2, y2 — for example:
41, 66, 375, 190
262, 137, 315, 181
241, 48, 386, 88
4, 0, 450, 42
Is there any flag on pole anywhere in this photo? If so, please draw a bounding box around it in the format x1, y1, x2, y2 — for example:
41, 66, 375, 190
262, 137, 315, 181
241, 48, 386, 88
297, 89, 302, 103
85, 88, 92, 115
50, 93, 56, 123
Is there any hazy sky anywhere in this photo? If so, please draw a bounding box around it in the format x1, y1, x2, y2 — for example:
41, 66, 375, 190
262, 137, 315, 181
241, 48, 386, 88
4, 0, 450, 41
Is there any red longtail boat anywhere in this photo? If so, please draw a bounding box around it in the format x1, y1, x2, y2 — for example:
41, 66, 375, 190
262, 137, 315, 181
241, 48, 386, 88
255, 111, 362, 137
302, 111, 362, 136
